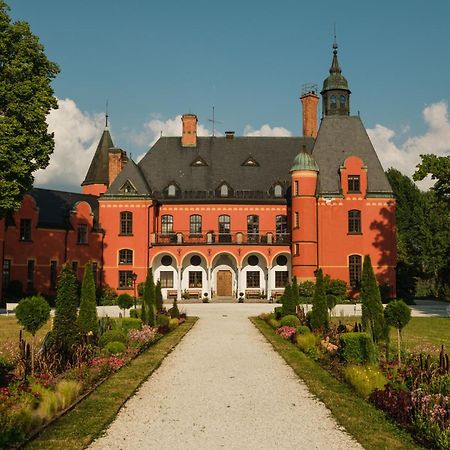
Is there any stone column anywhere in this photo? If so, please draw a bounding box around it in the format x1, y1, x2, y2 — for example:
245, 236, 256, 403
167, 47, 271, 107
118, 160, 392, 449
177, 266, 182, 300
266, 266, 272, 300
237, 266, 242, 298
207, 266, 212, 298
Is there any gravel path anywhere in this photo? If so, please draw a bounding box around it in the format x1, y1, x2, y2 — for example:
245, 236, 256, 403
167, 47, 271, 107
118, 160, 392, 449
90, 304, 363, 450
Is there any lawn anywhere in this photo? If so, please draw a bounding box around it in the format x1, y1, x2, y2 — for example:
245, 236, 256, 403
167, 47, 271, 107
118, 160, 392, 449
332, 316, 450, 354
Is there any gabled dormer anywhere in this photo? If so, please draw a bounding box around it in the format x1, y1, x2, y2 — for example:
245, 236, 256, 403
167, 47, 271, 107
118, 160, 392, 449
241, 155, 260, 167
216, 181, 233, 198
190, 156, 208, 167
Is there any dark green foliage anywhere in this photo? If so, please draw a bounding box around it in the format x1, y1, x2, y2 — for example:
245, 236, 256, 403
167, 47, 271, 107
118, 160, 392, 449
327, 294, 338, 315
384, 300, 411, 331
0, 356, 14, 381
99, 285, 117, 306
137, 282, 145, 297
298, 280, 315, 297
15, 295, 50, 336
169, 300, 180, 319
98, 329, 127, 348
413, 154, 450, 203
310, 269, 329, 330
155, 280, 163, 312
296, 325, 311, 335
77, 262, 99, 335
291, 277, 300, 305
339, 332, 376, 364
280, 315, 300, 327
53, 264, 80, 356
98, 316, 113, 336
281, 283, 296, 316
104, 341, 126, 355
156, 314, 170, 327
0, 1, 59, 217
117, 293, 133, 313
274, 306, 282, 319
4, 280, 23, 301
325, 277, 348, 298
361, 255, 386, 343
130, 308, 141, 319
120, 318, 142, 332
142, 268, 156, 326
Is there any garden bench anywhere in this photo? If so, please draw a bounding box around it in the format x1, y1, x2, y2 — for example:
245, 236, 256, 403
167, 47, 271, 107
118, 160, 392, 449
271, 289, 284, 300
6, 303, 19, 315
187, 289, 202, 299
245, 289, 261, 299
166, 290, 178, 300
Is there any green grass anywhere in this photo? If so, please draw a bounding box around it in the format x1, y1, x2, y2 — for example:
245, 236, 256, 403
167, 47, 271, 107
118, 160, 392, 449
0, 316, 52, 342
332, 316, 450, 354
24, 317, 197, 450
251, 317, 423, 450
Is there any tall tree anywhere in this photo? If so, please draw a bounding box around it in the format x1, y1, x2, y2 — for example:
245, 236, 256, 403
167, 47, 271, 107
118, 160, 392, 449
155, 280, 163, 312
361, 255, 385, 343
143, 268, 156, 327
413, 154, 450, 204
291, 276, 300, 305
281, 283, 296, 316
0, 1, 59, 217
77, 262, 99, 335
310, 268, 329, 330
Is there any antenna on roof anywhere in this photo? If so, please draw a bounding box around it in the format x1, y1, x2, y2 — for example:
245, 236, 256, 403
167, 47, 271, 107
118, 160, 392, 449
105, 99, 109, 129
208, 106, 223, 137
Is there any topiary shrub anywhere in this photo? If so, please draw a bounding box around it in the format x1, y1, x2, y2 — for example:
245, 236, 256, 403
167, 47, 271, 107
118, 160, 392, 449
281, 283, 296, 316
296, 333, 317, 356
155, 280, 163, 312
168, 318, 179, 331
169, 300, 180, 319
280, 315, 300, 327
296, 325, 311, 335
120, 318, 142, 333
344, 365, 387, 399
98, 329, 127, 348
157, 314, 170, 327
310, 268, 329, 330
104, 341, 126, 355
339, 332, 376, 364
117, 293, 134, 315
77, 262, 99, 335
384, 299, 411, 366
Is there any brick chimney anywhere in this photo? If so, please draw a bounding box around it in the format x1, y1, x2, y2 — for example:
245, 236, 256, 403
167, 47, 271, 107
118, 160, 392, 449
300, 91, 319, 138
108, 148, 127, 186
181, 114, 198, 147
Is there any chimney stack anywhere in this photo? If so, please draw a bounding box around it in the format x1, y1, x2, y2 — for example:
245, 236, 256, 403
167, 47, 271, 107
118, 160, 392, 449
108, 148, 127, 186
225, 131, 235, 140
300, 90, 319, 138
181, 113, 198, 147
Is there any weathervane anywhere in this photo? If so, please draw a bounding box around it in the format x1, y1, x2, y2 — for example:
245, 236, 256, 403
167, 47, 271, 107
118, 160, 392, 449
208, 106, 222, 137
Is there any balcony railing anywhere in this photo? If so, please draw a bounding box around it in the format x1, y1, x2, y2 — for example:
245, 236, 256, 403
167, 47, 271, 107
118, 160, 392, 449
151, 231, 290, 246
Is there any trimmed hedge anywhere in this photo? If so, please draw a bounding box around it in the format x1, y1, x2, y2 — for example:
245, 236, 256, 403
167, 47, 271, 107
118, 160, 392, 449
280, 315, 300, 327
98, 330, 127, 348
339, 332, 376, 364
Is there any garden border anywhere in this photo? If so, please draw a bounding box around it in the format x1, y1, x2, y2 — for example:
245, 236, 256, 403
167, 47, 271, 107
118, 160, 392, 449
22, 317, 197, 450
251, 317, 423, 450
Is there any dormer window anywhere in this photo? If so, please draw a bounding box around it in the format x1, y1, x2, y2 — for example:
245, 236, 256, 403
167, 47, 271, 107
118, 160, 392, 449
168, 184, 176, 197
220, 184, 228, 197
274, 184, 283, 197
120, 180, 137, 194
348, 175, 360, 193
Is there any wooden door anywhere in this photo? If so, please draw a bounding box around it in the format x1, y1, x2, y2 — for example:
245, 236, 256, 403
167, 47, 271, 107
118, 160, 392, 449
217, 270, 232, 296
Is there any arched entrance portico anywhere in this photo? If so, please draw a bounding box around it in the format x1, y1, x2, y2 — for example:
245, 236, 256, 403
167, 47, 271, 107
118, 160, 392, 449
211, 253, 238, 298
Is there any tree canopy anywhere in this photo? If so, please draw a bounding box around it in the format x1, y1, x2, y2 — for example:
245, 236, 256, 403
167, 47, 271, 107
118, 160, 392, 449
413, 154, 450, 204
0, 1, 59, 218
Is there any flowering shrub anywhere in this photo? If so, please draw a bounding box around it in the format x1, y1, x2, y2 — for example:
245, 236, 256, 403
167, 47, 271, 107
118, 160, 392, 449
91, 356, 128, 371
275, 326, 297, 340
127, 326, 158, 349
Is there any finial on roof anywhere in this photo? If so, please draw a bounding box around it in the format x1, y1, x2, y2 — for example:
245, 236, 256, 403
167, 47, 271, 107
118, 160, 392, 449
333, 23, 337, 52
330, 26, 341, 75
105, 99, 109, 129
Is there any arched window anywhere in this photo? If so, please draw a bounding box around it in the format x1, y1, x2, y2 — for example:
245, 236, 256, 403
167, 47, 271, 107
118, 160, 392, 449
168, 185, 176, 197
349, 255, 362, 288
161, 215, 173, 234
330, 95, 337, 109
220, 184, 228, 197
274, 184, 283, 197
340, 95, 346, 106
247, 215, 259, 242
119, 249, 133, 265
120, 211, 133, 235
348, 210, 361, 234
218, 215, 231, 243
190, 214, 202, 235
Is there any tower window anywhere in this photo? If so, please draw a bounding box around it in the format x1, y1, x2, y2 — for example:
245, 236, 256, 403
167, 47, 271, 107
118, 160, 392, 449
348, 175, 360, 193
340, 95, 346, 106
349, 255, 362, 288
348, 210, 362, 234
294, 181, 299, 196
120, 211, 133, 235
330, 95, 337, 109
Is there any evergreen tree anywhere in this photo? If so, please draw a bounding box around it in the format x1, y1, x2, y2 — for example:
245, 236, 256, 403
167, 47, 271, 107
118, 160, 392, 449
310, 268, 329, 330
281, 283, 296, 316
291, 276, 300, 305
155, 280, 163, 312
0, 1, 59, 217
361, 255, 385, 343
143, 268, 156, 326
77, 262, 98, 335
53, 263, 80, 358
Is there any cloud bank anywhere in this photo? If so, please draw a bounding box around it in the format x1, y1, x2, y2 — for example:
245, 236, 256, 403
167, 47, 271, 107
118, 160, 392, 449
243, 124, 292, 137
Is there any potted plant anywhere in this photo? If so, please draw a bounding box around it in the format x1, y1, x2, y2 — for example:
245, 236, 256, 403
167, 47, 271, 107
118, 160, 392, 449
203, 292, 209, 303
238, 292, 244, 303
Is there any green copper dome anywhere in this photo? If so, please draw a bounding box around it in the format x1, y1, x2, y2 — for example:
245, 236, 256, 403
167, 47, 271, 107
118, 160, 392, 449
321, 42, 350, 93
290, 151, 319, 172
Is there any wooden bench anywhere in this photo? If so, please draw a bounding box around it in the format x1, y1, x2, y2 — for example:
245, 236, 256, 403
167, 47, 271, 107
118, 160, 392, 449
166, 290, 178, 300
187, 289, 202, 299
6, 303, 19, 315
245, 289, 261, 299
271, 289, 285, 300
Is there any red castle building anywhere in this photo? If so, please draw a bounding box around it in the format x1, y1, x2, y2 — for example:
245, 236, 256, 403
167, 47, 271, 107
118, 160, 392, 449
0, 44, 396, 302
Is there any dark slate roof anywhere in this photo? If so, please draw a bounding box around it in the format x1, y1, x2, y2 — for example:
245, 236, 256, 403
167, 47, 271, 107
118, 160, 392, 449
27, 188, 99, 229
108, 136, 314, 201
81, 128, 114, 186
312, 115, 393, 196
105, 159, 151, 197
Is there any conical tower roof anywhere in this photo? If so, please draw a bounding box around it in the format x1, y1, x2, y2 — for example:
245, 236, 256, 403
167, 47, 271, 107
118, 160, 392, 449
82, 127, 114, 186
290, 150, 319, 172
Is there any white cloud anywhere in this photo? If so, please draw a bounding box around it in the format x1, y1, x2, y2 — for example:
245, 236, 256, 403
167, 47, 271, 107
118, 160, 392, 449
243, 124, 292, 137
367, 101, 450, 189
34, 98, 104, 191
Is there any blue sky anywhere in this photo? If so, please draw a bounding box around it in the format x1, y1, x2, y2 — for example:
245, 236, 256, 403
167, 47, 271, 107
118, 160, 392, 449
7, 0, 450, 191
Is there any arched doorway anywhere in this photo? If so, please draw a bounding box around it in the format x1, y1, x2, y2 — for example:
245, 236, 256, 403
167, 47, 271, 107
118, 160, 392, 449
212, 253, 238, 298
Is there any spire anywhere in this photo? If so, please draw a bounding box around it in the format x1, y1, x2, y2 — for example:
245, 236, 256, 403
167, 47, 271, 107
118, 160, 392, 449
105, 100, 109, 129
330, 32, 342, 74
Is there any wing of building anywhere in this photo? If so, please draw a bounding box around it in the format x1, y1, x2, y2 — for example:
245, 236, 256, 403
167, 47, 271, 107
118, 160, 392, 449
0, 43, 396, 302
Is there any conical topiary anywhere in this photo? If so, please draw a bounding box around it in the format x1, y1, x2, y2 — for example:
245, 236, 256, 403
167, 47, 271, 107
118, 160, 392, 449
143, 268, 156, 327
77, 261, 99, 335
155, 280, 163, 312
310, 268, 329, 330
281, 283, 296, 316
291, 276, 300, 305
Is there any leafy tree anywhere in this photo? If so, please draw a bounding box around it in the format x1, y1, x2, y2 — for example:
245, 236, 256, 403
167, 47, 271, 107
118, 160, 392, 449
326, 294, 338, 319
142, 268, 156, 326
155, 280, 163, 312
325, 277, 348, 299
298, 280, 315, 303
310, 269, 329, 330
117, 293, 133, 316
384, 300, 411, 366
77, 262, 98, 335
281, 283, 296, 316
0, 1, 59, 217
15, 295, 50, 372
413, 154, 450, 204
291, 277, 300, 305
53, 263, 79, 359
361, 255, 385, 343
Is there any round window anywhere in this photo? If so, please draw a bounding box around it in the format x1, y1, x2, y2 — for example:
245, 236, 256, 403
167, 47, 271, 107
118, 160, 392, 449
276, 255, 288, 266
248, 255, 259, 266
190, 255, 201, 266
161, 255, 172, 266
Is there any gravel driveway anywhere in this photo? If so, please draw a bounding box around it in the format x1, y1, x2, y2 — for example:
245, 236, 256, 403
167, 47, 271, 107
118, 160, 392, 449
90, 304, 363, 450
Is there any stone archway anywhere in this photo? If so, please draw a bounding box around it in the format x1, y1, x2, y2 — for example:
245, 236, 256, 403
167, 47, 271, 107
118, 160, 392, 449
211, 253, 238, 299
